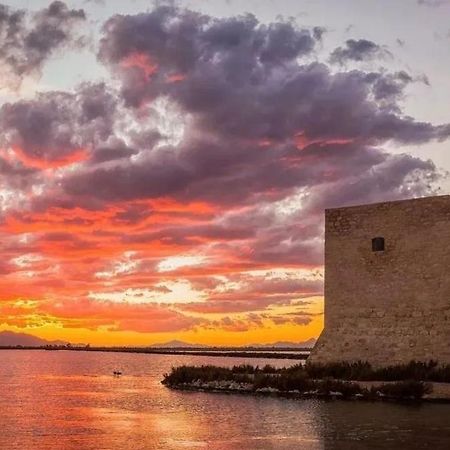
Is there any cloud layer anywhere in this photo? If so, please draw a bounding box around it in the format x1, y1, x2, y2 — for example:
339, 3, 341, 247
0, 4, 448, 342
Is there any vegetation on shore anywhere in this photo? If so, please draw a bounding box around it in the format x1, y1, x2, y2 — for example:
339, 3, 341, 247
305, 360, 450, 382
161, 361, 450, 401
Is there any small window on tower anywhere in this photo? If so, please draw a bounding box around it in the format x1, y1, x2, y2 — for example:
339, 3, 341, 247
372, 237, 385, 252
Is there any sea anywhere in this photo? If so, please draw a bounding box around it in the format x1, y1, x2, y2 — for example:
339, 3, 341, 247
1, 350, 450, 449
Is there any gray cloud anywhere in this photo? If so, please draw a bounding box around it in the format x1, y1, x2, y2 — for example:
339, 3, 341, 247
0, 82, 116, 166
0, 1, 86, 88
418, 0, 450, 6
99, 6, 319, 107
330, 39, 391, 64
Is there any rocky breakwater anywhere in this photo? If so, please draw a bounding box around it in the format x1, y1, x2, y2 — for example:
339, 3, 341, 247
160, 362, 450, 402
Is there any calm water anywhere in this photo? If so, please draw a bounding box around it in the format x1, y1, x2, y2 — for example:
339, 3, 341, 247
1, 351, 450, 449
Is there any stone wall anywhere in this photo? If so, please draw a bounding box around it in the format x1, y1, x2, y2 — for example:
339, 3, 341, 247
308, 195, 450, 367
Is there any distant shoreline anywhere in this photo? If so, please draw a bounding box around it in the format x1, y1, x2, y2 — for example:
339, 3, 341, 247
0, 346, 310, 360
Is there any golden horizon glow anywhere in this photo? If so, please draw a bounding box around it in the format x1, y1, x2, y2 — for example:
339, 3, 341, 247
0, 296, 323, 346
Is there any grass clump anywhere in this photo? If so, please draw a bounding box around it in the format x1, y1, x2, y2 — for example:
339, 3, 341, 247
372, 381, 432, 400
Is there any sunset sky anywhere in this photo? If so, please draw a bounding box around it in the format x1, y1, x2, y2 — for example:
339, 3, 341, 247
0, 0, 449, 346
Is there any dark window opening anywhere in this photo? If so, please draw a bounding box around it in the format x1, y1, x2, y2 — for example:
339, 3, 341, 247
372, 237, 385, 252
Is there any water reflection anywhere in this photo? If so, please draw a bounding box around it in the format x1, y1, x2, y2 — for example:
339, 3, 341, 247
317, 401, 450, 449
0, 351, 449, 449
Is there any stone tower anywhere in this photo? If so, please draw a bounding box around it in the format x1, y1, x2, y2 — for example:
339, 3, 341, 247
308, 195, 450, 367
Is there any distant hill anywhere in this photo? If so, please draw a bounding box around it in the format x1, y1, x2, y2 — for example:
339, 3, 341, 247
149, 340, 207, 348
0, 330, 67, 347
0, 333, 316, 350
248, 338, 317, 349
149, 339, 316, 349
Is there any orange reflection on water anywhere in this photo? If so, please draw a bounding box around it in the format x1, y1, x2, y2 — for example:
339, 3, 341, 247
1, 350, 446, 450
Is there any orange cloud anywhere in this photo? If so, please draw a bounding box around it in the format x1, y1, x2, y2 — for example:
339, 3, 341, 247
11, 146, 89, 169
166, 73, 186, 83
294, 132, 354, 149
120, 52, 158, 78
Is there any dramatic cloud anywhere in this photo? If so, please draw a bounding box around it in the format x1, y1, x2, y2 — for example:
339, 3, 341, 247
36, 6, 446, 212
99, 7, 318, 106
0, 5, 448, 343
0, 298, 202, 333
0, 83, 117, 168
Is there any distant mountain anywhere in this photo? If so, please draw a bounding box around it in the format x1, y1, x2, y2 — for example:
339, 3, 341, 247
148, 339, 316, 349
0, 330, 67, 347
149, 340, 207, 348
247, 339, 317, 349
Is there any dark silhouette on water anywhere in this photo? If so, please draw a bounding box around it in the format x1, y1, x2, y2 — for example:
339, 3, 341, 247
0, 345, 310, 360
162, 363, 434, 402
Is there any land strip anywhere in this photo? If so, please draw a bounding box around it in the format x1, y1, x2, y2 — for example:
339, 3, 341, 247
0, 346, 310, 360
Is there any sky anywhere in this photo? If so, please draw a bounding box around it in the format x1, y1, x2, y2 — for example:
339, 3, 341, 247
0, 0, 449, 346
